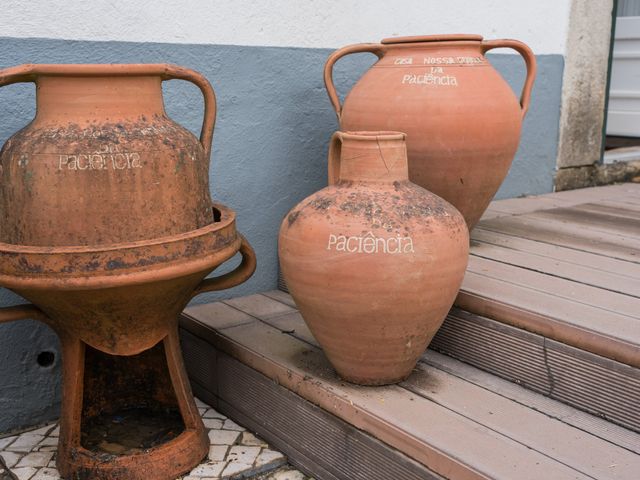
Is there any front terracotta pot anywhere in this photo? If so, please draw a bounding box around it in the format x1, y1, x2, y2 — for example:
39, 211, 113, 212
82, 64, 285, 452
279, 131, 469, 385
324, 35, 537, 229
0, 64, 256, 480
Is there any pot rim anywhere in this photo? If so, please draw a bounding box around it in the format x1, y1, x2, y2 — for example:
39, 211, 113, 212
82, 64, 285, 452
339, 131, 406, 141
0, 203, 241, 290
381, 34, 483, 45
0, 235, 241, 291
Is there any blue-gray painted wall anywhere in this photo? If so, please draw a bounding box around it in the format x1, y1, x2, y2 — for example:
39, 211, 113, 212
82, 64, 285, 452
0, 37, 563, 434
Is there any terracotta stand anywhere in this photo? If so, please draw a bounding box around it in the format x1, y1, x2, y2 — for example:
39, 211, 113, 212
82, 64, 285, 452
0, 64, 256, 479
0, 213, 255, 480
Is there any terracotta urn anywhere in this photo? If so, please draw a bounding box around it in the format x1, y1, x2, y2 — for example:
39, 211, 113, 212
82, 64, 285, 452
0, 64, 256, 480
278, 131, 469, 385
324, 35, 537, 229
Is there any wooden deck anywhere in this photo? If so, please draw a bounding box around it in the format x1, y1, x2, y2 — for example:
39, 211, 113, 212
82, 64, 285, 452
180, 292, 640, 480
180, 184, 640, 480
462, 183, 640, 367
432, 183, 640, 432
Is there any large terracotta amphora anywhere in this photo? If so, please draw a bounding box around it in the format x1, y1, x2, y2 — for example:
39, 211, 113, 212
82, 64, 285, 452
0, 63, 216, 245
0, 64, 256, 480
324, 35, 537, 229
279, 131, 469, 385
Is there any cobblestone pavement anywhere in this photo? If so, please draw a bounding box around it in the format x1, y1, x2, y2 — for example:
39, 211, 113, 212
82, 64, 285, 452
0, 398, 312, 480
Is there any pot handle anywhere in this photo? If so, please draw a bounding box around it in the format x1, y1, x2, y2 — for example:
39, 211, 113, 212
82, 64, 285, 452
481, 40, 537, 118
0, 303, 48, 324
160, 65, 217, 159
327, 131, 343, 185
324, 44, 385, 121
191, 234, 256, 297
0, 64, 217, 159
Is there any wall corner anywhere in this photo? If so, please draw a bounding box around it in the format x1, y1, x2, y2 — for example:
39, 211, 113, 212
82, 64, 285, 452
555, 0, 615, 186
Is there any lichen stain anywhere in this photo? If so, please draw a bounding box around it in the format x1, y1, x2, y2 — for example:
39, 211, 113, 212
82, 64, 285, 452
287, 210, 301, 227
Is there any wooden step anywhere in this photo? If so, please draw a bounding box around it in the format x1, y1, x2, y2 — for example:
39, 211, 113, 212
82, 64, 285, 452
179, 293, 640, 480
430, 308, 640, 432
441, 183, 640, 432
275, 184, 640, 433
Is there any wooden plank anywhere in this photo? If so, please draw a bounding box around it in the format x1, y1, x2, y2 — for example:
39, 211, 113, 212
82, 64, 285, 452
402, 364, 640, 479
470, 239, 640, 298
259, 310, 319, 347
614, 194, 640, 205
430, 310, 640, 433
430, 311, 552, 393
261, 290, 297, 308
421, 349, 640, 454
601, 197, 640, 208
578, 202, 640, 220
184, 301, 255, 330
546, 339, 640, 432
181, 330, 444, 480
546, 184, 640, 203
614, 186, 640, 197
478, 208, 507, 221
216, 354, 444, 480
259, 293, 640, 432
529, 208, 640, 237
478, 215, 640, 263
456, 274, 640, 368
515, 210, 640, 242
467, 256, 640, 318
477, 185, 639, 222
461, 270, 640, 338
223, 293, 296, 319
180, 327, 218, 401
486, 196, 576, 215
471, 229, 640, 279
180, 313, 593, 480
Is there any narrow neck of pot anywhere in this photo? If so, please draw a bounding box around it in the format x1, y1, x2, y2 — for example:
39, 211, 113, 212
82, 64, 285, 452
35, 76, 166, 122
330, 132, 409, 184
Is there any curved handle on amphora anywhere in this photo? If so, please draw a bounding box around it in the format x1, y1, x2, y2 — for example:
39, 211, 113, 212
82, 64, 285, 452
481, 39, 537, 118
327, 131, 343, 185
323, 44, 386, 122
191, 234, 257, 297
0, 64, 40, 87
160, 64, 217, 159
0, 303, 49, 325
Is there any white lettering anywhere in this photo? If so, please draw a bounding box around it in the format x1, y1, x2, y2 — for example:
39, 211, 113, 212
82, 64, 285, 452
402, 72, 458, 87
326, 231, 415, 255
76, 154, 89, 170
423, 56, 485, 65
57, 145, 143, 171
403, 237, 415, 253
362, 236, 376, 254
327, 234, 337, 250
346, 236, 359, 253
387, 236, 398, 254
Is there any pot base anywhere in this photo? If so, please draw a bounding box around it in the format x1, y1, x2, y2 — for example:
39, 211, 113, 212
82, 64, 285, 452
55, 329, 207, 480
337, 371, 412, 387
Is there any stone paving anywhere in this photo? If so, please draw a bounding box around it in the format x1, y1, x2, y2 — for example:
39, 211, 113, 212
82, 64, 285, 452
0, 398, 312, 480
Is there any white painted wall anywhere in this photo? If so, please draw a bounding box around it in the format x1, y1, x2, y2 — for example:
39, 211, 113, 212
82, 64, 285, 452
1, 0, 571, 54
